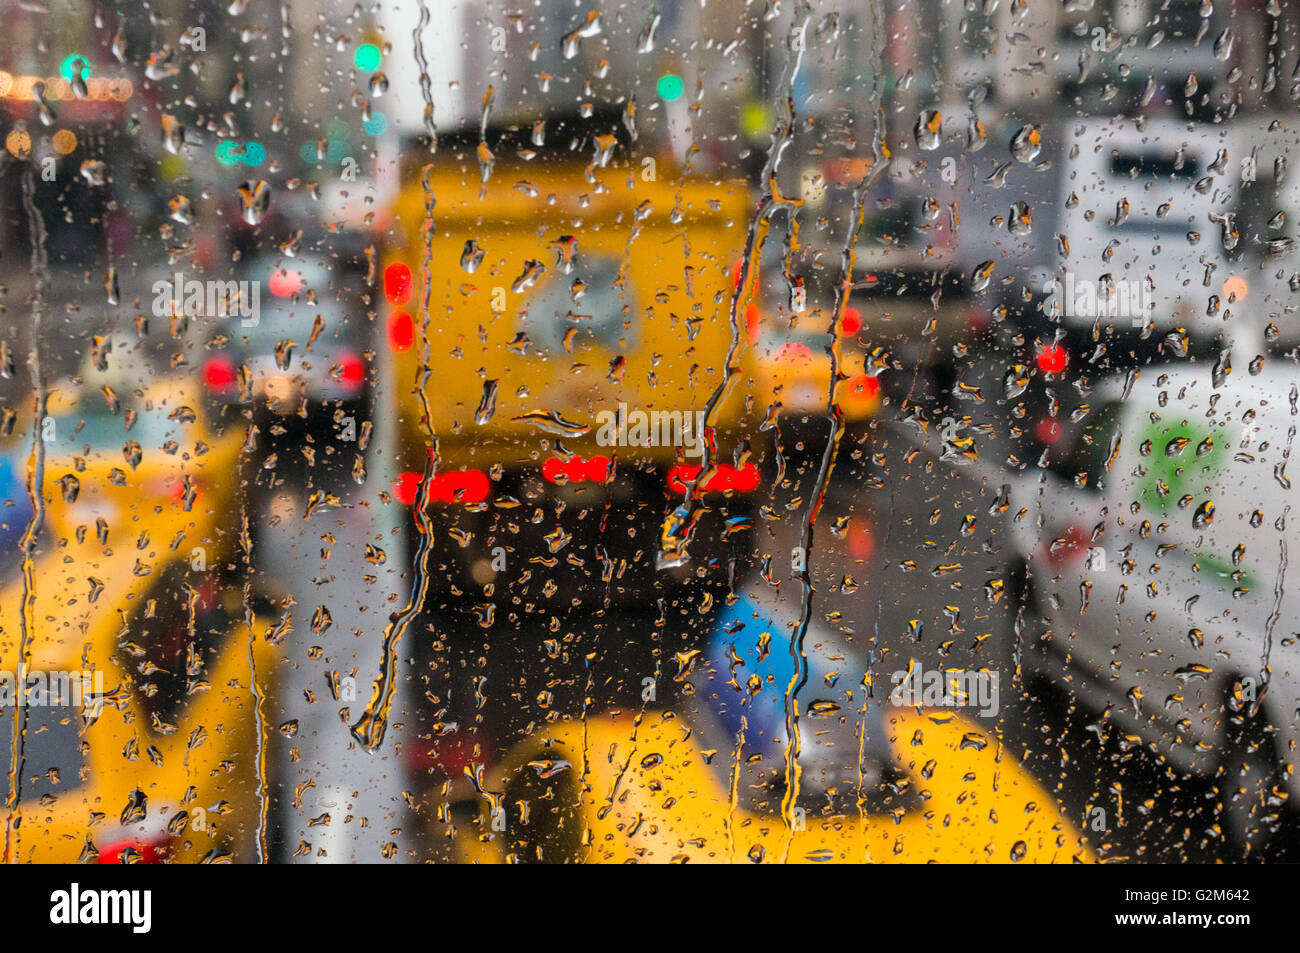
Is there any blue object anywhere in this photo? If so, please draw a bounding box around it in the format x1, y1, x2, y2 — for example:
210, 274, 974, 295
0, 456, 34, 558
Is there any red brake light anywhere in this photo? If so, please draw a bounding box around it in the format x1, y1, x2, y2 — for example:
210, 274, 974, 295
745, 302, 761, 345
667, 463, 760, 494
387, 310, 414, 352
841, 306, 862, 337
393, 469, 489, 505
384, 262, 413, 306
393, 471, 421, 505
541, 455, 610, 484
202, 357, 238, 392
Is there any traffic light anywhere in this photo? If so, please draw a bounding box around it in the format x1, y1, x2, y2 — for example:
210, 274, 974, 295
215, 140, 266, 167
60, 54, 90, 83
656, 72, 683, 102
354, 43, 381, 72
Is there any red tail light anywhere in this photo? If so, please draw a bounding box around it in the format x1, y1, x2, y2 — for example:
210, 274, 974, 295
840, 306, 862, 337
745, 302, 761, 344
202, 356, 238, 392
387, 310, 414, 352
96, 836, 172, 864
393, 469, 489, 505
384, 262, 413, 305
667, 463, 760, 494
542, 455, 610, 484
393, 471, 421, 505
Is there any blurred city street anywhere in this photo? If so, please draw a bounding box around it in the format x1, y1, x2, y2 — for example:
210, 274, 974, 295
0, 0, 1296, 869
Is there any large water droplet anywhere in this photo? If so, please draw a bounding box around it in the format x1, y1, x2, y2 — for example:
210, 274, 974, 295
236, 179, 272, 226
475, 379, 499, 425
1010, 124, 1042, 163
914, 110, 942, 151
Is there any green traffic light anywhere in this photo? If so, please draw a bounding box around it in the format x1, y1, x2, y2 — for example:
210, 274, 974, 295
215, 141, 241, 166
242, 141, 266, 166
60, 54, 90, 83
354, 43, 381, 72
656, 72, 684, 102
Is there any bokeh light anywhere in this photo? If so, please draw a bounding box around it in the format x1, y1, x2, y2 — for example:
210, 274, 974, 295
59, 54, 90, 83
354, 43, 381, 72
656, 72, 684, 101
241, 141, 266, 166
215, 141, 241, 166
51, 129, 77, 155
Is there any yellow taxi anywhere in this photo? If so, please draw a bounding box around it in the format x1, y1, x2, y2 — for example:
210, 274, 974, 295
381, 115, 764, 597
461, 584, 1094, 864
464, 706, 1094, 864
0, 371, 277, 862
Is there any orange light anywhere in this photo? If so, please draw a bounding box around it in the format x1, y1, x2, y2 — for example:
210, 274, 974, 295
731, 259, 761, 344
1222, 275, 1248, 303
51, 129, 76, 154
4, 129, 31, 159
0, 73, 132, 102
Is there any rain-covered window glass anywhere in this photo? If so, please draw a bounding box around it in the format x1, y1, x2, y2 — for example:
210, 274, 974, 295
0, 0, 1296, 881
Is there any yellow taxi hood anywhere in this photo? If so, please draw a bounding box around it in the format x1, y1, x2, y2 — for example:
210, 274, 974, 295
474, 708, 1095, 864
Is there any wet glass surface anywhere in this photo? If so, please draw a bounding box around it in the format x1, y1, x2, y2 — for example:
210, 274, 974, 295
0, 0, 1297, 867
